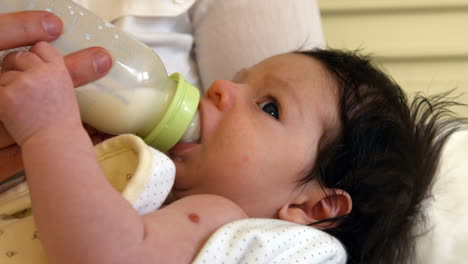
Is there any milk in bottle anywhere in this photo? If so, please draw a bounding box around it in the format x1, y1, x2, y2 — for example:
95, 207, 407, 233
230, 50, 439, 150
0, 0, 200, 152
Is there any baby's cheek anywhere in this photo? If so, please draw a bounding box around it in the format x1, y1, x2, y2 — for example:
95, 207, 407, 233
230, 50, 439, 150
229, 153, 252, 170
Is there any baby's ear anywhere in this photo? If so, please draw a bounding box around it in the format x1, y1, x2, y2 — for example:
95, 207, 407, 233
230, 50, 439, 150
278, 187, 352, 229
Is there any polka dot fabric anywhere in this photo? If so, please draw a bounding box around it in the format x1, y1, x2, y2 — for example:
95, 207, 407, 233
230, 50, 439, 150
193, 219, 347, 264
132, 147, 175, 215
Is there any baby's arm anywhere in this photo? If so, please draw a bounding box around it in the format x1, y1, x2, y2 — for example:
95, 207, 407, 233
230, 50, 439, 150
137, 194, 248, 262
0, 42, 247, 264
0, 41, 138, 263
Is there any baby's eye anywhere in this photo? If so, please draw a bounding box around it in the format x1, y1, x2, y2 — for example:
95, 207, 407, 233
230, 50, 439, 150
258, 100, 280, 119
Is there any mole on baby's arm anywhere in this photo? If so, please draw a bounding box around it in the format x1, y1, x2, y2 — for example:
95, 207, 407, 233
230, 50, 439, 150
188, 213, 200, 224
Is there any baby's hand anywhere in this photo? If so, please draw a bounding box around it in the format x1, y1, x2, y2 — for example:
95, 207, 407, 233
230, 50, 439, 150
0, 42, 80, 145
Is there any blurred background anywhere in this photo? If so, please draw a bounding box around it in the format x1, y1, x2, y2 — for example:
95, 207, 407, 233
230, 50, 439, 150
319, 0, 468, 117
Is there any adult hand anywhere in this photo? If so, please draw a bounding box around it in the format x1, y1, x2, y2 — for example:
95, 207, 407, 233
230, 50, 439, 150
0, 11, 113, 182
0, 11, 112, 86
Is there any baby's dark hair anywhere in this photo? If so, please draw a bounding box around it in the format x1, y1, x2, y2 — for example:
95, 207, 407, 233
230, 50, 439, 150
298, 49, 466, 263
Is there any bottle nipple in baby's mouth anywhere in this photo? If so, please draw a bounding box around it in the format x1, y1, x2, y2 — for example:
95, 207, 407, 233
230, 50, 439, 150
179, 111, 200, 143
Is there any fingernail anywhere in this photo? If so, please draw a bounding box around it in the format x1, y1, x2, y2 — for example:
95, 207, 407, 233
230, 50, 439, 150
42, 14, 62, 36
93, 51, 112, 74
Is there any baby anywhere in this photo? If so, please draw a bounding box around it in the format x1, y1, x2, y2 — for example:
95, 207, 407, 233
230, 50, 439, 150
0, 41, 464, 264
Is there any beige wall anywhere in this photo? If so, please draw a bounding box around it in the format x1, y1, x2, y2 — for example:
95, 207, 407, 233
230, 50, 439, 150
319, 0, 468, 117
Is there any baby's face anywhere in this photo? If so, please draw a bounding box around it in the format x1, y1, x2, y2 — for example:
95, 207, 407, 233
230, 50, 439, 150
168, 53, 340, 217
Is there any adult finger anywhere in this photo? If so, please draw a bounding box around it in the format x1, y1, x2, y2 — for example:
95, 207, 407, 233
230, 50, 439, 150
64, 47, 113, 88
0, 11, 63, 50
1, 50, 43, 72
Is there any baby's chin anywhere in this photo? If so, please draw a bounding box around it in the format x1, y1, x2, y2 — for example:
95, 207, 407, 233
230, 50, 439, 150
169, 186, 191, 201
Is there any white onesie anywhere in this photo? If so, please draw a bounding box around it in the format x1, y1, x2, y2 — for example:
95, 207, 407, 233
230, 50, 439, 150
194, 219, 347, 264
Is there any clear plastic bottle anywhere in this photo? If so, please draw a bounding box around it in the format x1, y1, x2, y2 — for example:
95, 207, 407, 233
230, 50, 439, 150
0, 0, 200, 152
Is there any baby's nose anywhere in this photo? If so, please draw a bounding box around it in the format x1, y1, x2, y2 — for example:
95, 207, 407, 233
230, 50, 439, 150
206, 80, 237, 111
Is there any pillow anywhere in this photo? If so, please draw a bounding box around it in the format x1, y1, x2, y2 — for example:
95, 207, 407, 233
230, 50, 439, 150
415, 128, 468, 263
190, 0, 325, 91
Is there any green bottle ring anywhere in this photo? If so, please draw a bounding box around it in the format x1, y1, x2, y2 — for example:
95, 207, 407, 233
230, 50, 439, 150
143, 73, 200, 152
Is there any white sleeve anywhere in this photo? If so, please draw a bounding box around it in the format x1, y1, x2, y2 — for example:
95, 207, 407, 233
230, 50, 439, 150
193, 219, 347, 264
190, 0, 325, 91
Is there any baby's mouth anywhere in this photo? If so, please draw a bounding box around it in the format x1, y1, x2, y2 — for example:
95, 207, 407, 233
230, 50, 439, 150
168, 128, 202, 160
169, 140, 200, 158
167, 110, 201, 160
178, 111, 201, 144
168, 152, 183, 162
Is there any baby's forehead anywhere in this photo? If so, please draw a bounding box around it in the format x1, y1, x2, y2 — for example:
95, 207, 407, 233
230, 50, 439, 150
271, 54, 341, 131
257, 53, 340, 89
246, 52, 328, 78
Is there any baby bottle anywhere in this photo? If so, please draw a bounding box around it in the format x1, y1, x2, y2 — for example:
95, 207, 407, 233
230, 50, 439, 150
0, 0, 200, 152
